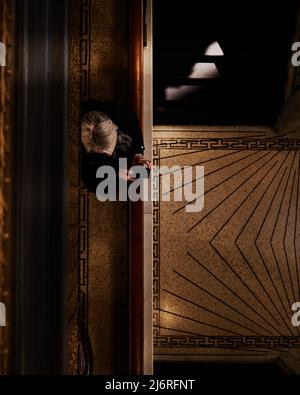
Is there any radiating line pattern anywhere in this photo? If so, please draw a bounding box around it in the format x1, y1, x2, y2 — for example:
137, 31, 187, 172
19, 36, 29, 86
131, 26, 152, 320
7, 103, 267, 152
153, 129, 300, 358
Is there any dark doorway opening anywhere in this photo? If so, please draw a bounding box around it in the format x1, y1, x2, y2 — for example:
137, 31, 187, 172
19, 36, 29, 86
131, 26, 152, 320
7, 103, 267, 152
153, 0, 298, 125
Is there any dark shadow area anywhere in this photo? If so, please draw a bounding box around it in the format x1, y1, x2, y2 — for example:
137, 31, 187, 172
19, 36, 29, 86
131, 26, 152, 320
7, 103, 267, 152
153, 0, 299, 125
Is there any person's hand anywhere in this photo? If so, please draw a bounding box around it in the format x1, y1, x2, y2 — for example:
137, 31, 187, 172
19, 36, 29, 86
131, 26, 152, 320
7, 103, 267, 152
132, 153, 152, 170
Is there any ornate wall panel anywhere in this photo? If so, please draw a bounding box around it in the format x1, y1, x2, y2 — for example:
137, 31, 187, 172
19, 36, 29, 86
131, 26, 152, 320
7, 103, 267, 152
153, 127, 300, 369
0, 0, 13, 375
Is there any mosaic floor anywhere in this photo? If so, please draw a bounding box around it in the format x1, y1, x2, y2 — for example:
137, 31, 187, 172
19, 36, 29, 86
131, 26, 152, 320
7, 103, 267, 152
153, 127, 300, 366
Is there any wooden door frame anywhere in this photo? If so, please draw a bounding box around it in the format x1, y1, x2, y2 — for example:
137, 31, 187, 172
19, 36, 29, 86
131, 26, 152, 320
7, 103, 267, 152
129, 0, 145, 376
129, 0, 153, 375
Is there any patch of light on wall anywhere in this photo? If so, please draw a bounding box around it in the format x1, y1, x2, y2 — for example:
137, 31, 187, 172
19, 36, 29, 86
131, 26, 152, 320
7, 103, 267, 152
165, 63, 220, 101
204, 41, 224, 56
165, 85, 200, 101
164, 41, 223, 101
190, 63, 220, 79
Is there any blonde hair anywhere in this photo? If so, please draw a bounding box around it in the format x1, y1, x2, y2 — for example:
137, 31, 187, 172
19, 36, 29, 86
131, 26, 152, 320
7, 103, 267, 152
81, 111, 118, 155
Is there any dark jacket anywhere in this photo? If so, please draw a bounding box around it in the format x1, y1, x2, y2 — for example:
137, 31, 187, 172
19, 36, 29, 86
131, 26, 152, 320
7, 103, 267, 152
81, 101, 145, 193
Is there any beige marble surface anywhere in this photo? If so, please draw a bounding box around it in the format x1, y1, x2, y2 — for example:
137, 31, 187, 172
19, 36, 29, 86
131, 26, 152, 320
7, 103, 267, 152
153, 127, 300, 365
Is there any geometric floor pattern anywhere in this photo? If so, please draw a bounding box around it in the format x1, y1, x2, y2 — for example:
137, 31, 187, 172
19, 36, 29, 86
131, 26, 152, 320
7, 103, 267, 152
153, 127, 300, 366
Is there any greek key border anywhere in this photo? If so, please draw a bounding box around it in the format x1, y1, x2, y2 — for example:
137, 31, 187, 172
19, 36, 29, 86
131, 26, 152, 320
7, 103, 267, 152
153, 137, 300, 151
155, 336, 300, 348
